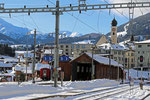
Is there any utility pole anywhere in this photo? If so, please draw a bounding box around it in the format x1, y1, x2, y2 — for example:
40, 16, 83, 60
32, 29, 36, 84
137, 59, 139, 78
91, 45, 95, 79
109, 47, 111, 79
25, 32, 29, 81
128, 58, 130, 80
54, 0, 60, 87
122, 51, 125, 83
141, 65, 143, 82
118, 62, 119, 81
148, 58, 149, 80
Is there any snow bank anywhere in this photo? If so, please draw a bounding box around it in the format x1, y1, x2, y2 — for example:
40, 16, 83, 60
125, 69, 150, 79
64, 79, 119, 89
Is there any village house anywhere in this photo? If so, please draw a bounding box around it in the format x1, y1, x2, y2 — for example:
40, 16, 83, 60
135, 40, 150, 70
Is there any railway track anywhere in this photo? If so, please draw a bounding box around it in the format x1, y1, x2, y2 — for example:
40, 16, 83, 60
75, 85, 139, 100
34, 84, 129, 100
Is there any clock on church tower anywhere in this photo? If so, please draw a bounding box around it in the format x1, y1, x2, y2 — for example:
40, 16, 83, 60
112, 28, 116, 31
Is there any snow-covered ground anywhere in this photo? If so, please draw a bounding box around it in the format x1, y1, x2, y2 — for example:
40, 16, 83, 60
0, 69, 150, 100
0, 79, 119, 100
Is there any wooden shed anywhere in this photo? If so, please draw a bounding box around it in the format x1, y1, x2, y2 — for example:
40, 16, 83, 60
71, 53, 124, 81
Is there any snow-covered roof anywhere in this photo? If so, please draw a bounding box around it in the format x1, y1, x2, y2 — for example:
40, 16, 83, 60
0, 73, 15, 76
15, 66, 32, 74
0, 62, 13, 67
44, 49, 63, 54
15, 63, 51, 73
4, 58, 18, 63
135, 40, 150, 44
35, 63, 51, 71
15, 51, 34, 58
86, 53, 123, 67
73, 40, 94, 44
98, 43, 128, 50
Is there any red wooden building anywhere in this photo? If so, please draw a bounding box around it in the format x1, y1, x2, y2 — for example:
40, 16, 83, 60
70, 53, 124, 81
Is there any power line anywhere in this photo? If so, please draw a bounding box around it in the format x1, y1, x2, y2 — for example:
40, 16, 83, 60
29, 16, 41, 32
47, 0, 99, 33
103, 0, 129, 20
67, 12, 99, 32
134, 0, 144, 15
97, 10, 101, 34
71, 14, 80, 32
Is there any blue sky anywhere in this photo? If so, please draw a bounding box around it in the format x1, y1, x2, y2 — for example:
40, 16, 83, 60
0, 0, 134, 35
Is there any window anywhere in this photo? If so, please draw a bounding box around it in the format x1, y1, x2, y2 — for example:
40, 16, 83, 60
113, 32, 115, 35
77, 66, 80, 72
125, 58, 127, 63
131, 64, 134, 67
86, 67, 88, 72
118, 57, 121, 61
138, 45, 142, 48
60, 45, 63, 48
82, 45, 85, 48
131, 58, 134, 62
76, 45, 80, 48
81, 67, 84, 72
114, 51, 117, 54
66, 45, 68, 48
131, 53, 134, 56
65, 48, 68, 51
143, 51, 144, 54
66, 53, 68, 55
72, 45, 74, 49
138, 51, 140, 54
147, 45, 150, 47
114, 57, 117, 61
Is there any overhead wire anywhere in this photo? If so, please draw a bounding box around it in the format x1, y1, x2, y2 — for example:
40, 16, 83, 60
134, 0, 144, 15
46, 0, 99, 33
71, 14, 80, 32
29, 15, 50, 34
103, 0, 129, 20
97, 10, 101, 34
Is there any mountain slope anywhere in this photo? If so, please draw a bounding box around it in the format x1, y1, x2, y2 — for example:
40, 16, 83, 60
48, 33, 102, 44
0, 18, 29, 40
106, 13, 150, 41
0, 33, 19, 44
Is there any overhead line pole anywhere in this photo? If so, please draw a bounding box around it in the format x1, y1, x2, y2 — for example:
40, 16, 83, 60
26, 32, 29, 81
54, 0, 60, 87
32, 29, 36, 84
129, 0, 134, 37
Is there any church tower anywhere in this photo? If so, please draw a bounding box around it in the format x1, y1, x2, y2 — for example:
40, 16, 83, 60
111, 18, 118, 44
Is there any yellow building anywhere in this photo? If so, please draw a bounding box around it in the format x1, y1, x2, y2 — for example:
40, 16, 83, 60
125, 48, 135, 68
